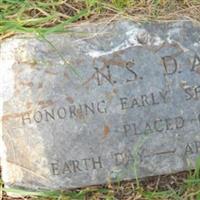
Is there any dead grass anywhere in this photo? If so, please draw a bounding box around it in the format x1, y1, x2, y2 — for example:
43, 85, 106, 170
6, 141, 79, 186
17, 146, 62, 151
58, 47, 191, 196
0, 0, 200, 40
1, 171, 200, 200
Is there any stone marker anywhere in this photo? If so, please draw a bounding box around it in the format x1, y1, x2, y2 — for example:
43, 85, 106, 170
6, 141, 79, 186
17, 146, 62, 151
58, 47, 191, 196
1, 20, 200, 190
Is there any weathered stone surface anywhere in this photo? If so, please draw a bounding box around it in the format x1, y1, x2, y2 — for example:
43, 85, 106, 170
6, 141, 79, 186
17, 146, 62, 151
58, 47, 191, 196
1, 20, 200, 190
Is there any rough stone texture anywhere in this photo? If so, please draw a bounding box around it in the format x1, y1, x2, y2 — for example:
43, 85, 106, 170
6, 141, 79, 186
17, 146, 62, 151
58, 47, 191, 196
1, 20, 200, 190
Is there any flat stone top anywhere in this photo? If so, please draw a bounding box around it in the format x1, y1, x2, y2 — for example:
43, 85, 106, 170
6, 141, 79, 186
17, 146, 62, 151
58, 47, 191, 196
1, 20, 200, 190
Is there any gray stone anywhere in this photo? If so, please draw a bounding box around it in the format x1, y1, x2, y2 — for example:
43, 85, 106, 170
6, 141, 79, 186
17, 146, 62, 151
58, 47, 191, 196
1, 20, 200, 190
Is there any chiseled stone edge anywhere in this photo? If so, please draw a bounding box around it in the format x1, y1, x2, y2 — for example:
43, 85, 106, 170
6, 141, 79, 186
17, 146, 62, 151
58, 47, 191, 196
0, 39, 23, 187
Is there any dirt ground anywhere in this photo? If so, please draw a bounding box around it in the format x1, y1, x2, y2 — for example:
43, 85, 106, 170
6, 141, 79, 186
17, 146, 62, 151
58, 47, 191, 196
2, 171, 189, 200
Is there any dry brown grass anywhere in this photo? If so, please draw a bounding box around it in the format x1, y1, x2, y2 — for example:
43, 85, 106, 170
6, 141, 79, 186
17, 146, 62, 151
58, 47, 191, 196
1, 0, 200, 40
2, 171, 200, 199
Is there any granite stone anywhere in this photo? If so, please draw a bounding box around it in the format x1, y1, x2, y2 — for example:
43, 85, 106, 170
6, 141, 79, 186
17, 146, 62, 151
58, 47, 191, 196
1, 20, 200, 190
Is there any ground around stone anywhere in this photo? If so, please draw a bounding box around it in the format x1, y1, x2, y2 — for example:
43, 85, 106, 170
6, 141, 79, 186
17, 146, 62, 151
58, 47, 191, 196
1, 171, 197, 199
1, 1, 200, 199
1, 0, 200, 40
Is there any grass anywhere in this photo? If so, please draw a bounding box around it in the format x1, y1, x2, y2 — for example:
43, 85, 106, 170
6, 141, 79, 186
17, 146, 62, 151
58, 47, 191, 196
1, 0, 200, 199
0, 0, 200, 40
2, 170, 200, 199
